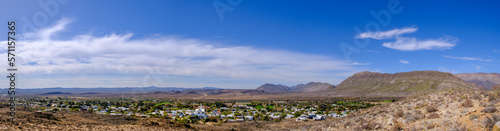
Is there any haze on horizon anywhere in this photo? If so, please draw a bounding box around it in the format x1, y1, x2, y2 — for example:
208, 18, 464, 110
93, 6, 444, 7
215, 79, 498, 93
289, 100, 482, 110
0, 0, 498, 89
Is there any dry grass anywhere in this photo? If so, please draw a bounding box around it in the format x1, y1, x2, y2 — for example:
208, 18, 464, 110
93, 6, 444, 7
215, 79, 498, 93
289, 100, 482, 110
483, 114, 500, 130
300, 91, 500, 131
469, 114, 478, 120
427, 112, 439, 119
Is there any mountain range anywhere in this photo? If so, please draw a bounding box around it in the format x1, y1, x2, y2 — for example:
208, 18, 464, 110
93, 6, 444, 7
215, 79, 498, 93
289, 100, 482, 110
3, 86, 220, 95
256, 82, 334, 92
258, 71, 495, 96
455, 73, 500, 90
333, 71, 482, 96
8, 71, 500, 97
492, 84, 500, 91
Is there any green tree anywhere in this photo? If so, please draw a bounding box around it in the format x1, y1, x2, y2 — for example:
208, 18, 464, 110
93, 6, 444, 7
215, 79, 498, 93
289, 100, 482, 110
293, 111, 302, 118
187, 115, 197, 123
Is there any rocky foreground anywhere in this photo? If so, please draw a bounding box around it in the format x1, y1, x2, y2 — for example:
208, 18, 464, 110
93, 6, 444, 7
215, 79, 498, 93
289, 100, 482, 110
0, 107, 193, 131
310, 91, 500, 131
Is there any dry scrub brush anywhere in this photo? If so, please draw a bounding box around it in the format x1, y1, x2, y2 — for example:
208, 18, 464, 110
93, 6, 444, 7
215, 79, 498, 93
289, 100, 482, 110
461, 99, 473, 108
481, 104, 498, 113
425, 104, 438, 113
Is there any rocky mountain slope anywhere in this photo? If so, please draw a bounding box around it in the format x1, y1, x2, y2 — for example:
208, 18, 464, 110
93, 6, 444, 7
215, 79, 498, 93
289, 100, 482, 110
335, 71, 483, 96
256, 82, 335, 92
288, 82, 335, 92
256, 83, 289, 92
492, 84, 500, 91
455, 73, 500, 90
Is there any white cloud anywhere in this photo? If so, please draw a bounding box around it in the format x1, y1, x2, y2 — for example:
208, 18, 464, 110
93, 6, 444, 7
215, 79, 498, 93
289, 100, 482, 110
2, 19, 360, 88
356, 27, 417, 40
382, 37, 457, 51
356, 26, 458, 51
399, 60, 410, 64
444, 56, 492, 62
494, 50, 499, 53
438, 67, 459, 74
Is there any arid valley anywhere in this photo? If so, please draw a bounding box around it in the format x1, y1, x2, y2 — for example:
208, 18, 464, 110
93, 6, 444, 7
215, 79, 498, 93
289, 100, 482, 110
2, 71, 500, 130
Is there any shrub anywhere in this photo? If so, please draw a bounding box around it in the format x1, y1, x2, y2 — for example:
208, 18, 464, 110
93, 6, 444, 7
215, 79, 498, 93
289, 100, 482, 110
426, 123, 436, 129
362, 121, 379, 130
488, 95, 497, 102
480, 102, 488, 107
469, 114, 478, 120
472, 93, 482, 100
415, 103, 425, 109
206, 117, 218, 122
493, 114, 500, 121
482, 104, 498, 113
427, 112, 439, 119
414, 110, 422, 115
483, 114, 500, 130
461, 99, 473, 108
393, 109, 404, 118
426, 105, 438, 113
449, 124, 467, 131
390, 121, 404, 131
405, 113, 422, 122
344, 121, 352, 127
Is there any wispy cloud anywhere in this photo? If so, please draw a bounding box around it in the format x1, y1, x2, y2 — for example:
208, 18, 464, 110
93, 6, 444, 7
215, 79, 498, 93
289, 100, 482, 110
399, 60, 410, 64
356, 27, 417, 40
444, 56, 492, 62
475, 66, 482, 71
494, 50, 499, 53
22, 18, 73, 40
2, 19, 361, 88
382, 37, 457, 51
349, 62, 371, 65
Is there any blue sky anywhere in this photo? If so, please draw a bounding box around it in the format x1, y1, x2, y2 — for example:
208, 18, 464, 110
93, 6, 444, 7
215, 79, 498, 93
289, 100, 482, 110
0, 0, 499, 89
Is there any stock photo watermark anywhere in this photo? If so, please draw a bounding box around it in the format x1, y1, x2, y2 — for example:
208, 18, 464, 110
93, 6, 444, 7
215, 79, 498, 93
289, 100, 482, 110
339, 0, 404, 62
21, 0, 71, 34
213, 0, 243, 21
7, 21, 17, 122
130, 65, 164, 98
5, 0, 71, 122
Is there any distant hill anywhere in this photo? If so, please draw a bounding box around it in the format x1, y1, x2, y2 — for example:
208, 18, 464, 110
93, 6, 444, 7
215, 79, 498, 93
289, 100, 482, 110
455, 73, 500, 90
202, 87, 220, 89
9, 86, 220, 95
335, 71, 482, 96
79, 92, 100, 95
256, 83, 289, 92
256, 82, 335, 92
289, 82, 335, 92
40, 92, 73, 95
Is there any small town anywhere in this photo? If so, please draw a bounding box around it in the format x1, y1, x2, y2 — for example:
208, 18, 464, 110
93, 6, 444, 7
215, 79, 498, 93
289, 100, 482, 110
4, 97, 383, 124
